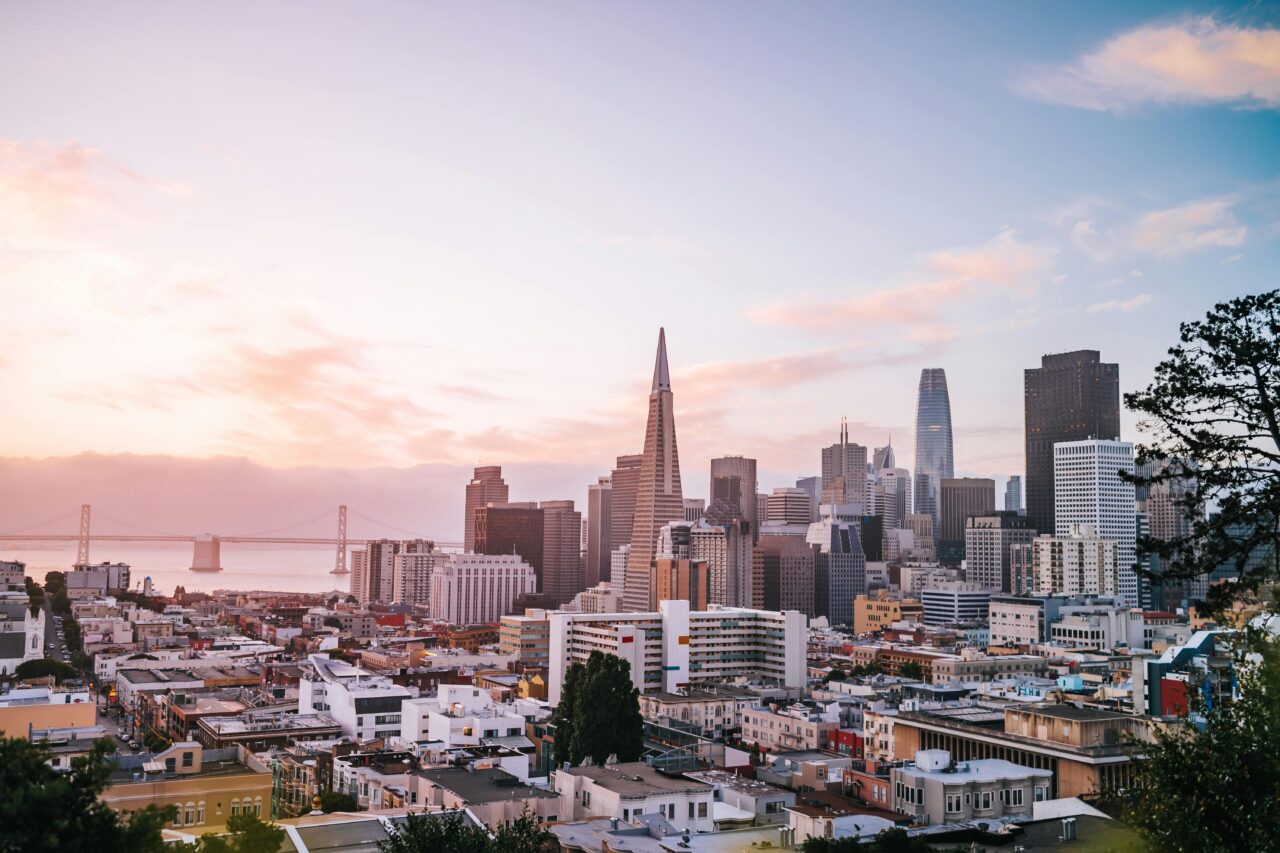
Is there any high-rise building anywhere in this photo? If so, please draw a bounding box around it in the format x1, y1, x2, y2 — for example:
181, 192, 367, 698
1031, 525, 1118, 597
1004, 476, 1022, 514
691, 502, 753, 608
350, 539, 433, 604
610, 454, 644, 569
429, 554, 537, 625
683, 498, 706, 522
1054, 439, 1137, 605
624, 329, 685, 611
914, 369, 955, 529
540, 500, 586, 606
1140, 459, 1202, 607
756, 493, 770, 532
753, 534, 816, 616
964, 512, 1037, 592
938, 478, 995, 563
807, 508, 867, 626
393, 548, 448, 608
473, 503, 544, 588
821, 419, 867, 509
651, 558, 710, 610
464, 466, 508, 552
1024, 350, 1120, 537
710, 456, 758, 540
766, 487, 813, 524
905, 513, 937, 562
795, 476, 821, 521
585, 477, 612, 589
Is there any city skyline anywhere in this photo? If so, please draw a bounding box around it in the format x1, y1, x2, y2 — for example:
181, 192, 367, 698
3, 5, 1279, 535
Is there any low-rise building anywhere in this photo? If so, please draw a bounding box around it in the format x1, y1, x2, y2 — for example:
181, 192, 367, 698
196, 712, 343, 751
553, 761, 715, 830
684, 769, 795, 826
499, 610, 551, 667
890, 749, 1051, 825
411, 766, 561, 829
853, 592, 923, 635
637, 684, 757, 740
0, 685, 95, 737
298, 654, 415, 741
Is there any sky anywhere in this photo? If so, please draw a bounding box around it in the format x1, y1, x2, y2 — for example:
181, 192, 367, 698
2, 2, 1279, 538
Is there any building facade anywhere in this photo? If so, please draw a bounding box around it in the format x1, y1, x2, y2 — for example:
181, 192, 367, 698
1054, 439, 1137, 605
964, 512, 1037, 592
429, 554, 537, 625
464, 466, 509, 553
914, 369, 955, 529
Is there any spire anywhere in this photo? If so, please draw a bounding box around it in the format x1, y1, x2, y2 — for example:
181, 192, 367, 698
652, 327, 671, 392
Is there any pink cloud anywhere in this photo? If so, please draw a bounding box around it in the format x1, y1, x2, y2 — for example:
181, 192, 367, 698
1017, 16, 1280, 112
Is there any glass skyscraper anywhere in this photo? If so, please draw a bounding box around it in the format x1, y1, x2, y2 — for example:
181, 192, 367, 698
913, 368, 954, 528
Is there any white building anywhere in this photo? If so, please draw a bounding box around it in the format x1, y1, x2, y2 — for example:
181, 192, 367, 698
547, 600, 806, 704
1054, 440, 1137, 605
1032, 525, 1118, 598
1049, 600, 1143, 651
429, 554, 536, 625
570, 582, 621, 614
298, 654, 415, 741
988, 595, 1064, 647
553, 761, 715, 830
920, 584, 990, 625
398, 685, 526, 749
393, 550, 449, 608
0, 594, 45, 674
890, 749, 1052, 826
66, 562, 131, 599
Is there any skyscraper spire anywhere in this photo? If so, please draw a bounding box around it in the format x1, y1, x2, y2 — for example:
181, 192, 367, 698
625, 328, 684, 611
652, 327, 671, 392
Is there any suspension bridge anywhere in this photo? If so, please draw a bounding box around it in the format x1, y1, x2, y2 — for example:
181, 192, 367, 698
0, 505, 461, 575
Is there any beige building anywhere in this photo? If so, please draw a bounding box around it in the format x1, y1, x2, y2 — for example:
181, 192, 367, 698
1032, 525, 1117, 597
853, 591, 923, 635
102, 742, 274, 834
412, 766, 561, 829
499, 610, 551, 666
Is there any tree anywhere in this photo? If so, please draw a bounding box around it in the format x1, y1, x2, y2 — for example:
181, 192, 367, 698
0, 736, 174, 853
549, 661, 583, 766
566, 651, 643, 766
1112, 628, 1280, 852
377, 810, 491, 853
827, 667, 848, 682
491, 810, 553, 853
194, 814, 286, 853
317, 790, 358, 813
897, 661, 923, 680
1125, 289, 1280, 613
15, 658, 76, 682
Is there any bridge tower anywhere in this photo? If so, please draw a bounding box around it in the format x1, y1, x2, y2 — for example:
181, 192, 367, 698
76, 504, 91, 567
331, 505, 349, 574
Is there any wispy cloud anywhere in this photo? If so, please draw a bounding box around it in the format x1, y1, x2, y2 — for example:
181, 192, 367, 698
749, 229, 1053, 333
1070, 198, 1246, 261
1017, 16, 1280, 113
1087, 293, 1153, 313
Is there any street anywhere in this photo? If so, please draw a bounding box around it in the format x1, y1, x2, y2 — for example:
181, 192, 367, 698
41, 596, 68, 663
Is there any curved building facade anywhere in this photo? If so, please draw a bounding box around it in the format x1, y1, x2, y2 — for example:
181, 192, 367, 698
913, 368, 954, 527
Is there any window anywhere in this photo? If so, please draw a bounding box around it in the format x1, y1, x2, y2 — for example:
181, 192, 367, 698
185, 802, 195, 825
698, 802, 707, 818
1009, 788, 1023, 807
946, 794, 961, 813
231, 799, 240, 816
979, 791, 992, 810
582, 791, 591, 807
765, 801, 782, 814
688, 802, 695, 819
1035, 785, 1047, 802
182, 752, 194, 768
196, 802, 205, 825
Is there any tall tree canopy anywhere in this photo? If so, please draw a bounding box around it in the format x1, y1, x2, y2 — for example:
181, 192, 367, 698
0, 736, 173, 853
551, 650, 644, 767
377, 808, 550, 853
1125, 289, 1280, 611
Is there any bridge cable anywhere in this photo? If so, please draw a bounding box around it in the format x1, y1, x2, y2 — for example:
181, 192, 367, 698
0, 508, 80, 535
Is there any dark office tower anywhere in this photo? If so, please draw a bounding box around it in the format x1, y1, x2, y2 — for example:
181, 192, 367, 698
859, 516, 884, 563
609, 454, 643, 567
753, 535, 816, 616
710, 456, 758, 541
821, 419, 868, 508
473, 503, 544, 587
1024, 350, 1120, 536
464, 466, 508, 552
541, 500, 585, 606
913, 369, 954, 529
585, 477, 612, 589
624, 329, 685, 611
939, 478, 995, 563
1004, 475, 1022, 514
809, 514, 866, 626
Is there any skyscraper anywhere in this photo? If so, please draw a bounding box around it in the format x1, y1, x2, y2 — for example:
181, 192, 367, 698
939, 477, 996, 562
464, 466, 508, 552
624, 329, 685, 611
541, 499, 586, 606
586, 477, 612, 589
1054, 439, 1136, 605
609, 454, 643, 570
710, 455, 758, 540
913, 369, 954, 529
473, 503, 544, 588
821, 419, 867, 509
964, 512, 1037, 592
1004, 475, 1022, 514
806, 508, 866, 626
795, 476, 821, 522
1024, 350, 1120, 537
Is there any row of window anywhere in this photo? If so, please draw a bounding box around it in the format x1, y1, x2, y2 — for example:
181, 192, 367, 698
172, 796, 262, 827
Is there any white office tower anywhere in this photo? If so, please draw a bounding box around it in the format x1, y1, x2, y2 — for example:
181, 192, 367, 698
766, 487, 814, 524
393, 548, 449, 608
428, 554, 537, 625
1032, 524, 1118, 597
547, 599, 806, 703
1054, 440, 1137, 605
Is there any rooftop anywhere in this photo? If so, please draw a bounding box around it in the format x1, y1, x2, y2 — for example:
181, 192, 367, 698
416, 766, 559, 803
1009, 704, 1130, 722
562, 762, 713, 797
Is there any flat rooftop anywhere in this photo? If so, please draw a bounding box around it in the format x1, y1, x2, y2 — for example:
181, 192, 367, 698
200, 713, 340, 735
898, 756, 1053, 782
416, 767, 559, 803
684, 770, 789, 796
564, 762, 713, 797
1009, 703, 1130, 722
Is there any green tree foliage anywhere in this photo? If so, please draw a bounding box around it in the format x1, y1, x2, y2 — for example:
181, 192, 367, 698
15, 658, 77, 682
317, 790, 358, 813
1113, 630, 1280, 852
549, 661, 583, 766
1124, 289, 1280, 612
562, 651, 644, 766
827, 667, 848, 682
897, 661, 923, 680
377, 808, 550, 853
0, 736, 174, 853
850, 661, 881, 677
800, 827, 938, 853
